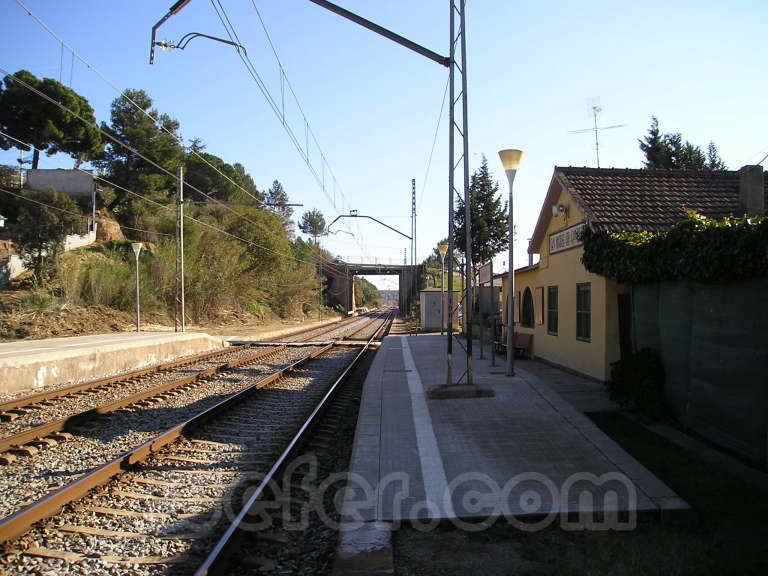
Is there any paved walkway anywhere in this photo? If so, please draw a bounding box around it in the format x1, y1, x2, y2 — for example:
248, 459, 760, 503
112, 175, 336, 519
344, 333, 687, 523
515, 357, 620, 413
334, 332, 691, 574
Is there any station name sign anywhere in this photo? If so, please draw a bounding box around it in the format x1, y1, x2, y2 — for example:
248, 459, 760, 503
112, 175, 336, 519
549, 223, 586, 255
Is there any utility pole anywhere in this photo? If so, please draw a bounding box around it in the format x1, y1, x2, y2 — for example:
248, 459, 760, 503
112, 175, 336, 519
317, 234, 323, 320
490, 258, 496, 367
273, 0, 473, 384
91, 180, 96, 236
175, 165, 185, 332
446, 1, 455, 386
447, 0, 471, 387
459, 1, 472, 385
411, 179, 416, 266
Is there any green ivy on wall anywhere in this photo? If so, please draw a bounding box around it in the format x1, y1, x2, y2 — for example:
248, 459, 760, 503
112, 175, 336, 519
580, 211, 768, 284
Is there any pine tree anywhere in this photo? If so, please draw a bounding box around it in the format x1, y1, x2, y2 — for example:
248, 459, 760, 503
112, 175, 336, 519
298, 208, 326, 245
706, 142, 727, 170
639, 117, 727, 170
0, 70, 103, 169
454, 156, 509, 276
98, 89, 184, 212
638, 117, 670, 168
267, 180, 294, 237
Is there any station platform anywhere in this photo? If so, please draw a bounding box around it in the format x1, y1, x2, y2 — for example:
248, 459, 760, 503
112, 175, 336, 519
0, 332, 226, 396
334, 332, 689, 574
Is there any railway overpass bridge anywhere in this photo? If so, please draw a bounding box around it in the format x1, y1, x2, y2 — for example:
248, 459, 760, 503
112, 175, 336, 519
322, 261, 425, 315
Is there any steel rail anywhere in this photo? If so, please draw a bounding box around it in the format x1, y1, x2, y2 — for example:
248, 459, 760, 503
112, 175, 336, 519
295, 313, 371, 342
0, 344, 253, 415
195, 310, 394, 575
343, 311, 388, 340
265, 315, 350, 342
0, 345, 285, 455
0, 343, 334, 545
373, 311, 393, 340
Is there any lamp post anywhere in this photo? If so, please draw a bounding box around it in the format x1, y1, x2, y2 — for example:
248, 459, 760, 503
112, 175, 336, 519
438, 243, 448, 334
498, 149, 524, 376
131, 242, 143, 333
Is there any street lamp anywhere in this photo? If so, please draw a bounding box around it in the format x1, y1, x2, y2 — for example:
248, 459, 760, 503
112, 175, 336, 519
498, 149, 524, 376
131, 242, 143, 333
438, 243, 448, 335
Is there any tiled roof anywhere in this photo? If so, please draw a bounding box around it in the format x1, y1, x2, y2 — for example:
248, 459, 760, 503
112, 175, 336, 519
556, 167, 767, 233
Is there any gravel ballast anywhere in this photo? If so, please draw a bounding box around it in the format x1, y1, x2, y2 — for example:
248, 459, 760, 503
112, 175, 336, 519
0, 347, 361, 576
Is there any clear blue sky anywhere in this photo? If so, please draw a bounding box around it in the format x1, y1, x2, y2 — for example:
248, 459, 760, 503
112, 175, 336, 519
2, 0, 766, 291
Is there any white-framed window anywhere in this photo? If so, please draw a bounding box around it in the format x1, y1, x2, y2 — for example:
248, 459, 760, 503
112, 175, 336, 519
576, 282, 591, 341
547, 285, 558, 335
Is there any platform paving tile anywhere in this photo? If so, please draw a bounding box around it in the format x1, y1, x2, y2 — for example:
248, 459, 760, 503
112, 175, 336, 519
342, 334, 688, 528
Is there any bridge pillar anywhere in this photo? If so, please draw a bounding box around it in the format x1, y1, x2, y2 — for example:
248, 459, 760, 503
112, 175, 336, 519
399, 269, 407, 313
396, 265, 424, 316
318, 261, 356, 315
330, 262, 424, 316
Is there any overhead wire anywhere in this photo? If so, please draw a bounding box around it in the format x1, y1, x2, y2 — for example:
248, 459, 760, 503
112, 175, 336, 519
0, 68, 345, 268
742, 144, 768, 167
10, 0, 435, 265
418, 74, 450, 211
247, 0, 450, 254
247, 0, 364, 245
249, 0, 345, 208
1, 184, 165, 239
12, 0, 266, 209
108, 225, 173, 237
0, 125, 338, 269
0, 67, 242, 222
0, 186, 86, 220
211, 0, 364, 249
208, 1, 320, 186
3, 6, 329, 263
87, 167, 349, 269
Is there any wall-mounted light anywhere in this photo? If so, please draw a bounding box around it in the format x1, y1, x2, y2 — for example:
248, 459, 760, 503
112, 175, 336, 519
552, 203, 568, 217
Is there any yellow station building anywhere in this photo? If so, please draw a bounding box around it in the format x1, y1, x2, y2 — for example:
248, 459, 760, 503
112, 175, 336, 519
501, 165, 766, 381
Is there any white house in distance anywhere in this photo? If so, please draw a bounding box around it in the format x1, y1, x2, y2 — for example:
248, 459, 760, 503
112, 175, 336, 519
1, 169, 98, 279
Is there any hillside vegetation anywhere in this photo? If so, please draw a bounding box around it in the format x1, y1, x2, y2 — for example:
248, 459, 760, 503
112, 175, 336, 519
0, 72, 379, 339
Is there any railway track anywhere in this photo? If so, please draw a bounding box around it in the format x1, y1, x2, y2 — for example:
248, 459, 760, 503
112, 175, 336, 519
0, 345, 254, 422
0, 311, 386, 463
0, 310, 394, 575
0, 310, 372, 420
223, 347, 374, 575
274, 311, 382, 343
0, 345, 322, 519
0, 345, 295, 461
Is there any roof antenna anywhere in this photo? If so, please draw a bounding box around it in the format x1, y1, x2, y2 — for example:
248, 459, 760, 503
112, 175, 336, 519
569, 99, 625, 168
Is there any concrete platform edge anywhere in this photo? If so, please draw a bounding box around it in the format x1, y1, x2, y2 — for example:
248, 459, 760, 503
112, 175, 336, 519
332, 343, 394, 575
0, 332, 227, 395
